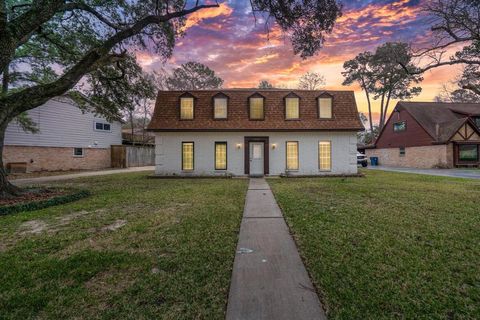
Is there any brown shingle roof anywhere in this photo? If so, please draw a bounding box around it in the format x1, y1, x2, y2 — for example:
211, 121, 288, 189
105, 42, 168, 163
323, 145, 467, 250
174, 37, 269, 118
396, 101, 480, 143
147, 89, 363, 131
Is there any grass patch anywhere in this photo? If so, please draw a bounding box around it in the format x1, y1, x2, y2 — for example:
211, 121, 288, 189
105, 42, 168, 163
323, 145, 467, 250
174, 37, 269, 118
268, 170, 480, 319
0, 172, 248, 319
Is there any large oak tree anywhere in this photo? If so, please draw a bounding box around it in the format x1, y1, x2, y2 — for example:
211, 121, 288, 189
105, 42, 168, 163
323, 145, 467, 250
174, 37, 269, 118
405, 0, 480, 96
0, 0, 342, 197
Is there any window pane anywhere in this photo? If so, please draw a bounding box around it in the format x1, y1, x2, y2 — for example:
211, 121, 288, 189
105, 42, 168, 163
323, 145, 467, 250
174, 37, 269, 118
250, 97, 264, 119
182, 142, 194, 170
285, 97, 299, 119
95, 122, 103, 130
214, 98, 227, 119
103, 123, 111, 131
74, 148, 83, 156
215, 142, 227, 170
475, 117, 480, 129
180, 97, 194, 119
319, 141, 331, 171
459, 145, 478, 161
394, 121, 406, 132
286, 141, 299, 170
319, 98, 332, 118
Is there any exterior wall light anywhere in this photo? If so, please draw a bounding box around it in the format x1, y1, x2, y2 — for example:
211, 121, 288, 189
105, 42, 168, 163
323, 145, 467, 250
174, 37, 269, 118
272, 143, 277, 149
236, 143, 242, 149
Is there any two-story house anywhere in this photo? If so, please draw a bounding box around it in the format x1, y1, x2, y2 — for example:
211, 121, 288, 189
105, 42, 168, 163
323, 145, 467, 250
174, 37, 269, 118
147, 89, 363, 176
366, 101, 480, 168
4, 97, 122, 172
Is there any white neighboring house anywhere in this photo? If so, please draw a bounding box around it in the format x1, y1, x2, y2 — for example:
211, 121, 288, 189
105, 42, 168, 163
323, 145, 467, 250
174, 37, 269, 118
4, 97, 122, 172
147, 89, 363, 176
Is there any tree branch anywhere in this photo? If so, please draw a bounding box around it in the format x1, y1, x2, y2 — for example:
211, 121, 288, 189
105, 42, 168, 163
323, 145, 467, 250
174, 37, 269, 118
0, 3, 220, 117
62, 2, 125, 30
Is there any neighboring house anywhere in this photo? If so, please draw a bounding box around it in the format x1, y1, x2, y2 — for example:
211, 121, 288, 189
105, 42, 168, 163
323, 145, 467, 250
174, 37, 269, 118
4, 97, 122, 172
147, 89, 363, 176
366, 101, 480, 168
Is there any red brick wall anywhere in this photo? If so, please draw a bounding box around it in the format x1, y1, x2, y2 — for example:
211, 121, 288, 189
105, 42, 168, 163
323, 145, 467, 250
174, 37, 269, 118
4, 146, 111, 172
376, 109, 434, 148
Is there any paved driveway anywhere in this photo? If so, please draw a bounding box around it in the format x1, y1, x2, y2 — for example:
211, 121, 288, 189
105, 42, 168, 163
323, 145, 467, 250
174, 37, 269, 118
367, 166, 480, 179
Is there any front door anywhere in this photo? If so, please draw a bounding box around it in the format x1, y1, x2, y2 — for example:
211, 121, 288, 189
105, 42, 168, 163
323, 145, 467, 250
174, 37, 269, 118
249, 142, 264, 176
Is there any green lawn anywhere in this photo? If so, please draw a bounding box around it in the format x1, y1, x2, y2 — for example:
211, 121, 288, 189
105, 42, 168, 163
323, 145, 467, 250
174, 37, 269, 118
269, 171, 480, 319
0, 173, 248, 319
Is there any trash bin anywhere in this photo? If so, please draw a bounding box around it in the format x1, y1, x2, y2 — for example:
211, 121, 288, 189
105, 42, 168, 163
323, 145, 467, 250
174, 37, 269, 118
370, 157, 378, 166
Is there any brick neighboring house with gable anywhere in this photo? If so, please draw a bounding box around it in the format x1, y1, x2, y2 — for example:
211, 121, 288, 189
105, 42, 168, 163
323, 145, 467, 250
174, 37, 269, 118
366, 101, 480, 168
147, 89, 363, 176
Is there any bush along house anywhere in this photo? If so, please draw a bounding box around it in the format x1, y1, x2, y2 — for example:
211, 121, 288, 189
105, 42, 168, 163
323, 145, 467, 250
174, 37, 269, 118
366, 102, 480, 168
147, 89, 363, 177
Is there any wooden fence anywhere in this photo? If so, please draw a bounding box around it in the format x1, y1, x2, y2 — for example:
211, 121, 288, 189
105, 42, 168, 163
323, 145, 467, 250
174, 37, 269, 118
111, 145, 155, 168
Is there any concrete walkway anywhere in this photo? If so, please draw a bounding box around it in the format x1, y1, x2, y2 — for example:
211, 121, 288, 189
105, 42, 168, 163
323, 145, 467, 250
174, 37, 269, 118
226, 178, 326, 320
11, 166, 154, 185
367, 166, 480, 179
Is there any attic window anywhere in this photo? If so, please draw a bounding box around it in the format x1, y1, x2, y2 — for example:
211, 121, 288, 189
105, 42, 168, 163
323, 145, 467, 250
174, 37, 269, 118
249, 94, 264, 120
213, 94, 228, 119
393, 121, 406, 132
180, 95, 194, 120
285, 94, 300, 120
318, 95, 333, 119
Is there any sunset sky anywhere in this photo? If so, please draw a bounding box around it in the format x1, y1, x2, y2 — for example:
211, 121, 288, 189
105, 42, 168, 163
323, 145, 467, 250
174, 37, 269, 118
137, 0, 463, 121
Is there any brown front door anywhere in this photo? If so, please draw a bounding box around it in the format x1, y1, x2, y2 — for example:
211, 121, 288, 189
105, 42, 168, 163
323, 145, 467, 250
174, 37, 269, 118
244, 137, 269, 175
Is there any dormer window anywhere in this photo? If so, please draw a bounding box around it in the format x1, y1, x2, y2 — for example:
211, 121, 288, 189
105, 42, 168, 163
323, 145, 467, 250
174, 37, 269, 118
180, 94, 194, 120
318, 94, 333, 119
285, 93, 300, 120
213, 93, 228, 119
249, 93, 265, 120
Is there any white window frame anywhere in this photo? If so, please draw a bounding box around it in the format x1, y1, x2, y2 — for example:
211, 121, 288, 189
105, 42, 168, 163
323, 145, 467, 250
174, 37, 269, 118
286, 141, 299, 171
318, 97, 333, 119
318, 141, 332, 171
73, 147, 84, 157
94, 121, 112, 132
214, 97, 228, 119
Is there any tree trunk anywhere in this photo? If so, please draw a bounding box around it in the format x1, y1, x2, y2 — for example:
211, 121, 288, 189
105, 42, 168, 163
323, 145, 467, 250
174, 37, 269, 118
0, 117, 21, 198
379, 93, 386, 131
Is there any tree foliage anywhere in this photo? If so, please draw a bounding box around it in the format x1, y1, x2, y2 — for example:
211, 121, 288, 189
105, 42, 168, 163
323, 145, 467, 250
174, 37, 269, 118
298, 71, 325, 90
258, 80, 274, 89
343, 42, 423, 131
166, 61, 223, 90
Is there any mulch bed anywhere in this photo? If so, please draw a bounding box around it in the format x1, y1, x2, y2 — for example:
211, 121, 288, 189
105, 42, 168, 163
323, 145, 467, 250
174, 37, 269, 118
0, 188, 90, 215
0, 189, 65, 206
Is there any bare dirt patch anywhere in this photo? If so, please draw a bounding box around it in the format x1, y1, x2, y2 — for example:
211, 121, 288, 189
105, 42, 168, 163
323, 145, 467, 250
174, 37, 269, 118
19, 220, 49, 234
102, 220, 127, 231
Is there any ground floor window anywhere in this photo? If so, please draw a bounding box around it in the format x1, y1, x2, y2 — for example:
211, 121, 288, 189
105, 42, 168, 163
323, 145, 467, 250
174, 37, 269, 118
319, 141, 331, 171
215, 142, 227, 170
458, 144, 478, 162
286, 141, 299, 170
182, 142, 194, 170
399, 147, 406, 157
73, 148, 84, 157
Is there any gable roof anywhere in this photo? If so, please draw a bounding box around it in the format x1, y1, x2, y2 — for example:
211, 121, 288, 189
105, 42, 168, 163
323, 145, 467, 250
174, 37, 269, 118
147, 89, 363, 131
394, 101, 480, 143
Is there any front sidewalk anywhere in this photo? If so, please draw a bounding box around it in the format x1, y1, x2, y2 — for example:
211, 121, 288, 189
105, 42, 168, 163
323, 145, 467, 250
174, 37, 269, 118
226, 178, 326, 320
11, 166, 154, 185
